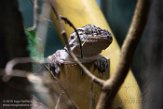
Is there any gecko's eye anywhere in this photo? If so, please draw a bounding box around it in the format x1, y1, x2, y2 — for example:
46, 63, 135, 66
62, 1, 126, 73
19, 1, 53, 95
70, 35, 75, 39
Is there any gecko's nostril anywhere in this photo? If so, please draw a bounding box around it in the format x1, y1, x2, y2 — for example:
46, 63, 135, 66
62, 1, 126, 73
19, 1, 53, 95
107, 35, 111, 39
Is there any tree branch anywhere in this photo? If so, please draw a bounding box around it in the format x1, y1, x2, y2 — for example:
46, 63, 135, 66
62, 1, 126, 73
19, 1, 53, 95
96, 0, 149, 108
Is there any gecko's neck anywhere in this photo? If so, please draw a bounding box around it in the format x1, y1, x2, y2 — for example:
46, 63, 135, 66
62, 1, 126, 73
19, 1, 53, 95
57, 49, 100, 64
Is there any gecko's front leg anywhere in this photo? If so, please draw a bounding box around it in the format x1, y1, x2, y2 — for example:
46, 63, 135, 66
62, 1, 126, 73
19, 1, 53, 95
47, 49, 74, 76
49, 62, 60, 76
48, 56, 61, 76
47, 50, 65, 76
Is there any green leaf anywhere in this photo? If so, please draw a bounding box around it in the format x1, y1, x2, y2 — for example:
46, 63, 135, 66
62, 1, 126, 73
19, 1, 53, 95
25, 28, 44, 58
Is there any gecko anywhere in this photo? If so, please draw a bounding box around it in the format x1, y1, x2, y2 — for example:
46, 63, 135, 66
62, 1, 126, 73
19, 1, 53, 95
47, 24, 112, 75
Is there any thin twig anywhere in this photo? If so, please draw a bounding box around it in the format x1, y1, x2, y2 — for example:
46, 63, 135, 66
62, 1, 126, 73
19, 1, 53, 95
43, 65, 79, 109
48, 0, 70, 50
0, 69, 30, 79
33, 0, 39, 30
54, 93, 62, 109
28, 0, 39, 30
70, 52, 105, 86
61, 16, 83, 58
35, 0, 51, 55
28, 74, 56, 109
49, 0, 83, 59
96, 0, 149, 109
3, 57, 48, 81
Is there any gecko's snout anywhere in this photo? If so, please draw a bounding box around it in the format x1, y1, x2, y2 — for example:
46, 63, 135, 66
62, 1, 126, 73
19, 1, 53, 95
105, 32, 113, 46
106, 31, 112, 41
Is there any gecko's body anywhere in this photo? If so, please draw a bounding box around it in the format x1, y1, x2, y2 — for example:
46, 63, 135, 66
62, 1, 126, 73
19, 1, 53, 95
48, 24, 112, 74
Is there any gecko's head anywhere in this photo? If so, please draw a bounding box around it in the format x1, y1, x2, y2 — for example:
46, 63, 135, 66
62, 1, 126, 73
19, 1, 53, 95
68, 24, 113, 57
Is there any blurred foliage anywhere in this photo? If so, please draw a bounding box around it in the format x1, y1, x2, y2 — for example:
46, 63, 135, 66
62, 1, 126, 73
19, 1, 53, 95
25, 29, 43, 58
18, 0, 63, 57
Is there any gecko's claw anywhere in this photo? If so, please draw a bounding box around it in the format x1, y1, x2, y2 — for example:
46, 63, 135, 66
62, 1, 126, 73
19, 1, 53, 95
94, 57, 110, 76
48, 53, 61, 76
48, 55, 60, 76
49, 63, 60, 76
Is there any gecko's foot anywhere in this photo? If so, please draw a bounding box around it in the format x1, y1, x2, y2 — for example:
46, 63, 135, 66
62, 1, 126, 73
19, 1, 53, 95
48, 52, 62, 76
49, 63, 60, 76
94, 56, 110, 75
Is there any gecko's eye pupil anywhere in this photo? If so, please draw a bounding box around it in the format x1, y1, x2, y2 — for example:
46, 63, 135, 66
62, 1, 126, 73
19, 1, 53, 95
71, 36, 74, 39
107, 35, 110, 39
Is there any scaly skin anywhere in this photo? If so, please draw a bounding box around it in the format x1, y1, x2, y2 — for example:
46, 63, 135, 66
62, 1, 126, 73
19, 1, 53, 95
48, 24, 112, 74
69, 24, 112, 57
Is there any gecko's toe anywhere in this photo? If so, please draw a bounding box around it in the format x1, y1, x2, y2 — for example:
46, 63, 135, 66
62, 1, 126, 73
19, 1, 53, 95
94, 57, 110, 75
49, 63, 60, 76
